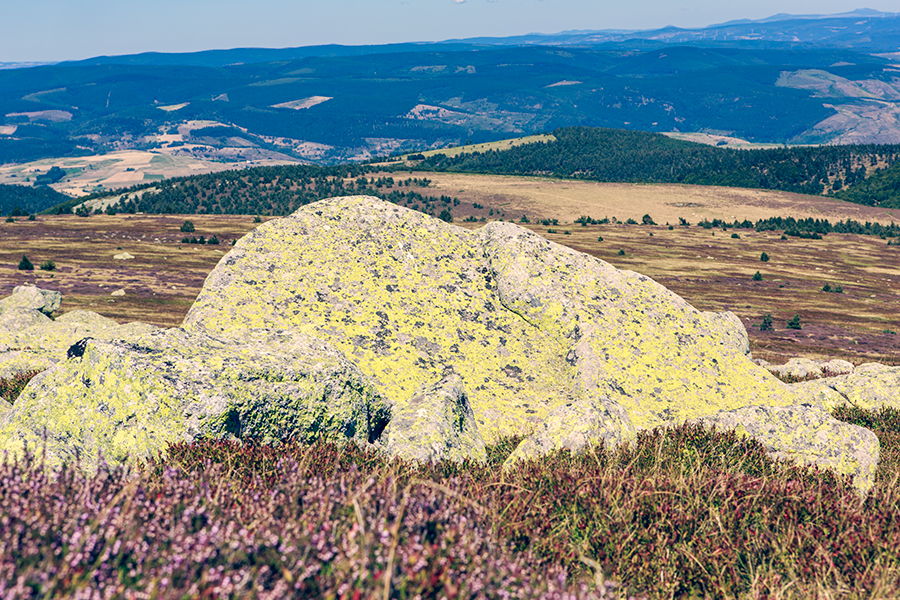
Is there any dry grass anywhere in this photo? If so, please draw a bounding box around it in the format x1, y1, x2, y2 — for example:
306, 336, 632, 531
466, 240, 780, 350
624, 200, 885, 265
420, 171, 900, 226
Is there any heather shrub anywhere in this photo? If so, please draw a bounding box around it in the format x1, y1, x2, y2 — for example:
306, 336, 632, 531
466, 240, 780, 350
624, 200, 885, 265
3, 412, 900, 599
0, 438, 632, 600
0, 370, 41, 404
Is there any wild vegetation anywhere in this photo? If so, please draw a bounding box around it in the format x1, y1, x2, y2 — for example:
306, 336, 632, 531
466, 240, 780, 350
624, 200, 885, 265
0, 183, 69, 217
413, 127, 900, 197
55, 166, 457, 219
836, 161, 900, 208
2, 391, 900, 599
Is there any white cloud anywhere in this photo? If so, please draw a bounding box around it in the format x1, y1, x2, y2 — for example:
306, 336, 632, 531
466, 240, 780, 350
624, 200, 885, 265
454, 0, 465, 3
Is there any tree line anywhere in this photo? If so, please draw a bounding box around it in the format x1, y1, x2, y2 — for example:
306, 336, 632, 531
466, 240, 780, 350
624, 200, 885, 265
411, 127, 900, 198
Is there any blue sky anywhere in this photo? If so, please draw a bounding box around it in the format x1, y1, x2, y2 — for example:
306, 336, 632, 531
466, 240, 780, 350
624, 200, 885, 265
2, 1, 898, 63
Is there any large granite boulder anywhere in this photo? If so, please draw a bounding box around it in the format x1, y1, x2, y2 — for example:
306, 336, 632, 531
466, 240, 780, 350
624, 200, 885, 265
176, 195, 873, 490
0, 327, 391, 469
0, 197, 883, 493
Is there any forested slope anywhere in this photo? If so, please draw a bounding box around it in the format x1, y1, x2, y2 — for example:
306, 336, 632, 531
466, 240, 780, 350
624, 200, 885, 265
56, 164, 458, 220
835, 162, 900, 208
413, 127, 900, 197
0, 184, 71, 216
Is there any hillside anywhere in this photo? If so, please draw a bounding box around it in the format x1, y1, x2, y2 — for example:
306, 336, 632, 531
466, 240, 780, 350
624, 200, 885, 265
411, 126, 900, 196
3, 40, 900, 166
0, 183, 70, 216
835, 161, 900, 207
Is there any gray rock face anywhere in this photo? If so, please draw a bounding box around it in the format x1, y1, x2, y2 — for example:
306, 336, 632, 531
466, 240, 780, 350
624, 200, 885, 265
799, 363, 900, 412
0, 327, 391, 469
692, 404, 880, 494
381, 370, 486, 464
175, 196, 871, 490
0, 287, 157, 378
765, 358, 856, 380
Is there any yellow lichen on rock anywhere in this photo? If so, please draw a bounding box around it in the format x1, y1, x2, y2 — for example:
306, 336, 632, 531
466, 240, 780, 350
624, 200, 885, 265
185, 197, 812, 446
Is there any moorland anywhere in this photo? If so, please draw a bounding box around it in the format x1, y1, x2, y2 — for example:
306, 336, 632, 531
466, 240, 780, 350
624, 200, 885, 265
3, 167, 899, 364
4, 12, 900, 596
4, 177, 900, 599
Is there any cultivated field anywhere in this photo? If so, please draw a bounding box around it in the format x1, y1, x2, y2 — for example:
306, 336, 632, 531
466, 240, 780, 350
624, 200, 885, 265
0, 151, 237, 197
1, 174, 899, 365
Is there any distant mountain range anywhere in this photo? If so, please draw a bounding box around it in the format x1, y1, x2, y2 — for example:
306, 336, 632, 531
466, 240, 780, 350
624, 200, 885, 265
1, 9, 899, 169
444, 9, 900, 51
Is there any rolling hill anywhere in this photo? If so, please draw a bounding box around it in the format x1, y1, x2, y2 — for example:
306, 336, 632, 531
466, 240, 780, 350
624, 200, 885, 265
2, 17, 900, 168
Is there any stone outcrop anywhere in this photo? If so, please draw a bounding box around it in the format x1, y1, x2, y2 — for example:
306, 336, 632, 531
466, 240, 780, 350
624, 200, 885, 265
380, 369, 487, 464
1, 328, 390, 469
795, 363, 900, 412
0, 197, 889, 494
761, 357, 855, 380
0, 284, 60, 316
0, 284, 156, 378
501, 396, 634, 471
691, 404, 879, 492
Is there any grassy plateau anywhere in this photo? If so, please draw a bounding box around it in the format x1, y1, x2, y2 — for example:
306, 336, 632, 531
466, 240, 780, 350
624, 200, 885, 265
2, 174, 900, 598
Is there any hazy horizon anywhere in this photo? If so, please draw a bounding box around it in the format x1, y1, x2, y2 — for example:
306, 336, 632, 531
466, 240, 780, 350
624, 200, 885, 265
2, 1, 899, 63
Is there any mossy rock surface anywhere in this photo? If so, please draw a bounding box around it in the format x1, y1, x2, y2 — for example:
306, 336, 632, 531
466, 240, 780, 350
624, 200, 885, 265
183, 196, 818, 442
0, 328, 390, 469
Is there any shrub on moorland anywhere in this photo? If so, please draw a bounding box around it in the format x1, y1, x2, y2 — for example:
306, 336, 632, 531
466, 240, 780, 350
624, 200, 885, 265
7, 412, 900, 600
17, 255, 33, 270
0, 370, 40, 404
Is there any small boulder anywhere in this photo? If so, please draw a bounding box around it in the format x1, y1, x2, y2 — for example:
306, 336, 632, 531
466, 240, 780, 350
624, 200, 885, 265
111, 289, 126, 297
0, 285, 60, 316
502, 396, 636, 471
380, 370, 486, 464
766, 358, 824, 380
822, 359, 854, 376
692, 404, 880, 495
810, 363, 900, 412
113, 252, 134, 260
